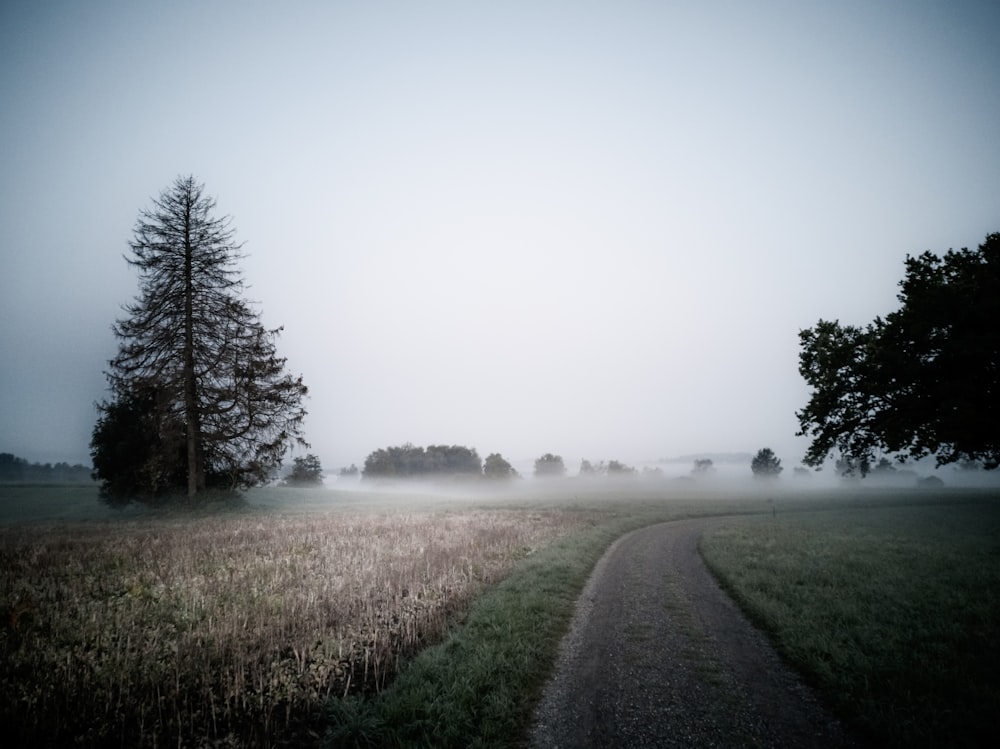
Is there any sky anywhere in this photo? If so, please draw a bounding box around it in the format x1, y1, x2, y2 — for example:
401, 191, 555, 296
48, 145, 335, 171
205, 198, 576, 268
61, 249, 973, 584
1, 0, 998, 476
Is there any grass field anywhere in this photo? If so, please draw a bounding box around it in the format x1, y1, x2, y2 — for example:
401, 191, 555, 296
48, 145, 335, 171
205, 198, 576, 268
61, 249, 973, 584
2, 482, 997, 747
0, 485, 609, 746
700, 494, 1000, 748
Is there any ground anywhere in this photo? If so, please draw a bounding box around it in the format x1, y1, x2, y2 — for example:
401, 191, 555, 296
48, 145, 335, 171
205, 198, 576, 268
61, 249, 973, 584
529, 518, 861, 748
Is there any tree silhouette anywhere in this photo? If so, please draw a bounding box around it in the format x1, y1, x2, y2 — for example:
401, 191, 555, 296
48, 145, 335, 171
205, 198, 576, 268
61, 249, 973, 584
483, 453, 519, 479
797, 233, 999, 473
751, 448, 783, 478
533, 453, 566, 478
284, 454, 324, 486
92, 176, 308, 501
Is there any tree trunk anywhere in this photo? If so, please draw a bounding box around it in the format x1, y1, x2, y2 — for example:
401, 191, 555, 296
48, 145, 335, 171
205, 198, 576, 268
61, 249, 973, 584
183, 203, 203, 498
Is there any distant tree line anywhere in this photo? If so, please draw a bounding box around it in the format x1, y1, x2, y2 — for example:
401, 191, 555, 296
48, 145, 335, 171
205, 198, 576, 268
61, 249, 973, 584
363, 444, 485, 479
359, 445, 523, 481
578, 459, 637, 477
0, 453, 93, 483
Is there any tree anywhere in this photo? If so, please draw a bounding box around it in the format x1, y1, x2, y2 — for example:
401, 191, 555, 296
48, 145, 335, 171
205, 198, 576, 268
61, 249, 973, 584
361, 444, 482, 479
797, 233, 999, 473
0, 453, 28, 482
533, 453, 566, 478
751, 447, 782, 478
483, 453, 519, 480
606, 459, 636, 475
90, 383, 187, 503
0, 453, 92, 483
691, 458, 714, 476
284, 454, 324, 486
92, 176, 308, 502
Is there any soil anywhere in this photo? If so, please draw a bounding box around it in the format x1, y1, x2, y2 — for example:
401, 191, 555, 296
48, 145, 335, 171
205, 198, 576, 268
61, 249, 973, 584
528, 517, 863, 748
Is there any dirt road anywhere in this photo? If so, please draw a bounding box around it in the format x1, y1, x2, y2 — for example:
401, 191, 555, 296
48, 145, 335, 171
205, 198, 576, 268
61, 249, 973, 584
529, 518, 860, 748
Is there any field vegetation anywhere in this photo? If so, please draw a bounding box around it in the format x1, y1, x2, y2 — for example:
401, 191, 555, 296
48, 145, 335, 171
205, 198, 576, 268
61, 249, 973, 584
700, 493, 1000, 748
0, 486, 607, 746
3, 483, 997, 747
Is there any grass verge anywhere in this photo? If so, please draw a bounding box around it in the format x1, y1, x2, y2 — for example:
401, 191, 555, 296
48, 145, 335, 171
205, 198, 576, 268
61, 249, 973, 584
699, 492, 1000, 748
323, 517, 634, 748
321, 496, 765, 749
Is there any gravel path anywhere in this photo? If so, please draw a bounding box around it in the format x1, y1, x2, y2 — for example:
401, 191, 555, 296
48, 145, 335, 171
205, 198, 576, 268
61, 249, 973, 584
529, 517, 861, 748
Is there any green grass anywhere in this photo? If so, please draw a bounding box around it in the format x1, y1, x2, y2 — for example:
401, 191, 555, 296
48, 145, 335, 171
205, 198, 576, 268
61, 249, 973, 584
10, 481, 996, 747
0, 481, 120, 523
700, 492, 1000, 748
324, 516, 644, 748
322, 517, 631, 748
320, 495, 774, 749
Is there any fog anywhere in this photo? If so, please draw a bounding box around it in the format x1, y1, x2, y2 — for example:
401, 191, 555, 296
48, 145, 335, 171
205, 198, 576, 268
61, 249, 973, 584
315, 456, 1000, 500
1, 2, 998, 474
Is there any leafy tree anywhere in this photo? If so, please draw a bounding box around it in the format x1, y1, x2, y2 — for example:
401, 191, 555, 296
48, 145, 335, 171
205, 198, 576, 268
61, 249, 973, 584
797, 233, 999, 473
90, 383, 188, 504
92, 176, 308, 502
424, 444, 482, 475
870, 457, 897, 477
606, 459, 636, 475
0, 453, 28, 481
691, 458, 714, 475
751, 447, 782, 478
284, 454, 324, 486
483, 453, 519, 480
362, 444, 482, 479
533, 453, 566, 478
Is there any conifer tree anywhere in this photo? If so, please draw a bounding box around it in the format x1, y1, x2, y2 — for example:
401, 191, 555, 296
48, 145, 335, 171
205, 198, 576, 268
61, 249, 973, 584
92, 176, 308, 500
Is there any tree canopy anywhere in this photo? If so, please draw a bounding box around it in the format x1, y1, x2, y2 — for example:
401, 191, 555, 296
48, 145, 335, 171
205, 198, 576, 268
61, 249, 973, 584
533, 453, 566, 478
483, 453, 519, 480
0, 453, 92, 483
283, 454, 324, 486
578, 459, 636, 477
362, 444, 482, 479
91, 177, 308, 502
797, 233, 999, 474
751, 447, 783, 478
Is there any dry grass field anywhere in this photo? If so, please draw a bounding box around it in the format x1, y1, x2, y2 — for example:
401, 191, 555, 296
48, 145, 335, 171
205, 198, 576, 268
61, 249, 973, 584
0, 490, 600, 747
5, 482, 996, 748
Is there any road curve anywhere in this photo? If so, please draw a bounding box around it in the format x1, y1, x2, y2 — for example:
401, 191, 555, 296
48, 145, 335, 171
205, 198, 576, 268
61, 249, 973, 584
529, 517, 860, 748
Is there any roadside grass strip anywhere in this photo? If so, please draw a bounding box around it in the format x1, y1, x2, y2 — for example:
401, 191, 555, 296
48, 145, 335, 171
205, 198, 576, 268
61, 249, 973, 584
322, 496, 771, 749
699, 494, 1000, 748
323, 517, 636, 748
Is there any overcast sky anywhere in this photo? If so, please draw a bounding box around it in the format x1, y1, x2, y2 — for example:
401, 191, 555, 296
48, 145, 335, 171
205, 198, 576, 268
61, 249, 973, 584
1, 0, 998, 475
